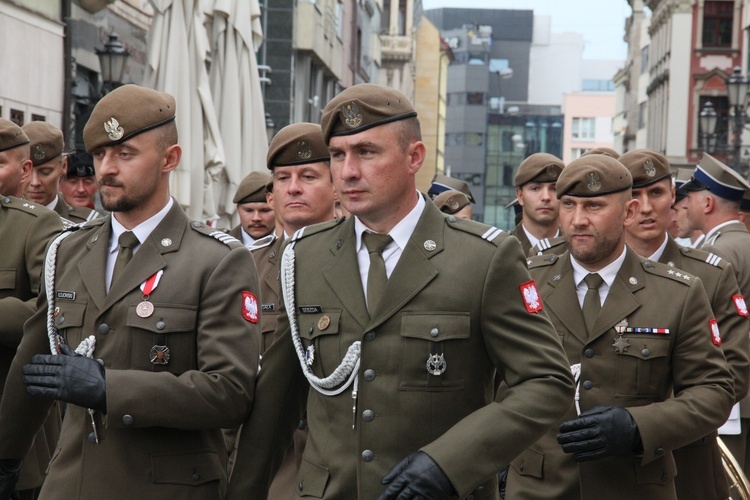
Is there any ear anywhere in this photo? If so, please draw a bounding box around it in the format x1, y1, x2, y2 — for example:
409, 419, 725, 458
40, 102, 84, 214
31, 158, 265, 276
20, 159, 32, 185
515, 187, 523, 206
704, 194, 716, 214
162, 144, 181, 174
407, 141, 426, 175
60, 156, 68, 179
669, 183, 675, 206
623, 198, 639, 228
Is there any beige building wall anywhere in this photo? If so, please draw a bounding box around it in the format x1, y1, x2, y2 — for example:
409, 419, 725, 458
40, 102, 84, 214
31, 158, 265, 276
413, 17, 447, 192
563, 92, 616, 163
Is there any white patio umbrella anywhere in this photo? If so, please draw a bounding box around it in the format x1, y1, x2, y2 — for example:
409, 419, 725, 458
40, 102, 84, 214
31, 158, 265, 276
145, 0, 226, 223
208, 0, 268, 228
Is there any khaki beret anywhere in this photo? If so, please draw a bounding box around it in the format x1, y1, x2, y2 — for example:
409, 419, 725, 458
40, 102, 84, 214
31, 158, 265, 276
233, 171, 271, 204
617, 148, 671, 188
682, 153, 750, 202
428, 173, 476, 203
556, 154, 632, 198
267, 122, 329, 169
0, 118, 29, 153
433, 190, 470, 215
83, 84, 176, 152
321, 84, 417, 143
67, 150, 95, 178
514, 153, 564, 187
580, 147, 620, 159
23, 121, 64, 166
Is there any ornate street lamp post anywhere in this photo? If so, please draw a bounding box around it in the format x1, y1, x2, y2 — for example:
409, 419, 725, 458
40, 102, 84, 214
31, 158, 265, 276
96, 32, 130, 95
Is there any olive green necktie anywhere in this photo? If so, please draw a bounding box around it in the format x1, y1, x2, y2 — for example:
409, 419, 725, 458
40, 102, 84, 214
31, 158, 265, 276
363, 232, 393, 315
111, 231, 139, 287
582, 273, 604, 335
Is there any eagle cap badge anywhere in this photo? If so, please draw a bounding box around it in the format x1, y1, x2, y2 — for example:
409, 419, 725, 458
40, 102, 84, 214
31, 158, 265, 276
104, 118, 124, 141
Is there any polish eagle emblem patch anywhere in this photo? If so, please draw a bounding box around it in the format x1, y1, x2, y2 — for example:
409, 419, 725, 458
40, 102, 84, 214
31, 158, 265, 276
734, 295, 749, 317
242, 291, 259, 323
520, 281, 543, 313
709, 318, 722, 346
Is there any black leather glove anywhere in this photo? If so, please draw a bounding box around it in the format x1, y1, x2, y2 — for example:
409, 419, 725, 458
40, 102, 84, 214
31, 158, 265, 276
378, 451, 456, 500
557, 405, 642, 462
0, 458, 22, 500
23, 344, 106, 412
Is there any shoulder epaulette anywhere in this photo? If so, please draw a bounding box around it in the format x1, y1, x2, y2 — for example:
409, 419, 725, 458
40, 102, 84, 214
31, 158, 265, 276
678, 246, 727, 269
445, 216, 504, 245
527, 253, 560, 269
642, 259, 695, 285
189, 221, 244, 249
289, 217, 346, 243
530, 236, 566, 256
2, 196, 47, 217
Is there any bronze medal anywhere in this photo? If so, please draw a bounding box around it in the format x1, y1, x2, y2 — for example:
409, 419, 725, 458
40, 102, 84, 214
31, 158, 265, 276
136, 301, 154, 318
612, 335, 630, 354
318, 315, 330, 331
149, 345, 170, 365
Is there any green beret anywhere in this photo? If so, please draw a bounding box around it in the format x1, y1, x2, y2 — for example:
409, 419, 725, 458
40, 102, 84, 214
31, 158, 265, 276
433, 190, 470, 215
580, 147, 620, 159
556, 155, 632, 198
67, 150, 95, 177
617, 148, 671, 188
320, 84, 417, 143
0, 118, 29, 153
22, 121, 64, 166
267, 123, 329, 169
428, 173, 476, 203
83, 84, 176, 152
233, 171, 271, 204
514, 153, 564, 187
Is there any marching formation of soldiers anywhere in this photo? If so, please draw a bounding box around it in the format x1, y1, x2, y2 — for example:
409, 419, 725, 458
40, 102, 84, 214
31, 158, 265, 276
0, 81, 748, 500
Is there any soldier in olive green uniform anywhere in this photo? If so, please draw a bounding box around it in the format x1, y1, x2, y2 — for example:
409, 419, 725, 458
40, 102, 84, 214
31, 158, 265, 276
22, 121, 99, 224
229, 171, 275, 246
0, 85, 260, 500
0, 120, 64, 500
507, 154, 735, 499
683, 153, 750, 477
621, 148, 750, 499
509, 153, 566, 257
228, 84, 574, 499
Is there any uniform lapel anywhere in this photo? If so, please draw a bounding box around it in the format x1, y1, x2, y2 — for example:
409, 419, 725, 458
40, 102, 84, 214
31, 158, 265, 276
264, 237, 282, 300
323, 218, 371, 330
78, 220, 110, 311
543, 255, 588, 344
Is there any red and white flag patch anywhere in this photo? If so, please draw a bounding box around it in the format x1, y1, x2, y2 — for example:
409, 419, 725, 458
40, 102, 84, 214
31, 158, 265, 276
733, 295, 749, 317
242, 291, 259, 323
709, 318, 722, 346
520, 280, 543, 313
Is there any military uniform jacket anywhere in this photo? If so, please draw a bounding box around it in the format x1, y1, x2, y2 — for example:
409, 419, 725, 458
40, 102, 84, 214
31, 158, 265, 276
250, 235, 282, 354
228, 199, 575, 500
529, 236, 567, 257
0, 196, 63, 490
508, 248, 734, 500
228, 224, 242, 241
702, 221, 750, 417
0, 202, 261, 500
509, 223, 533, 256
53, 194, 99, 224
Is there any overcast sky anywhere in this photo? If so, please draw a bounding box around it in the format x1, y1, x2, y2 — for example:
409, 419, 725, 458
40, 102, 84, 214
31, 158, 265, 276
421, 0, 632, 61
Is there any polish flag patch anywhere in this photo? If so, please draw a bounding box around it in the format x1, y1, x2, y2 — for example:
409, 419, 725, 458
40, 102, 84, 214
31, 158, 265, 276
733, 295, 749, 317
520, 280, 543, 313
242, 291, 259, 323
709, 319, 722, 346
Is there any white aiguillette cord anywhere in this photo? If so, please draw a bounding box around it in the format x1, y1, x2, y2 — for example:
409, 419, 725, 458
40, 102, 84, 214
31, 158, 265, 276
280, 228, 362, 428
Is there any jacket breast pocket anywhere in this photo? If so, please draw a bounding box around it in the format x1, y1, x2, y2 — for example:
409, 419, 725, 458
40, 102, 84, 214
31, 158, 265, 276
297, 311, 341, 375
399, 312, 470, 391
55, 301, 88, 346
151, 449, 223, 488
615, 335, 671, 397
127, 304, 197, 374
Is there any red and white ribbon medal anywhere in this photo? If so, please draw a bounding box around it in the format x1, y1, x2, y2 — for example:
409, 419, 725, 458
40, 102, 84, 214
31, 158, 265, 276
137, 270, 163, 318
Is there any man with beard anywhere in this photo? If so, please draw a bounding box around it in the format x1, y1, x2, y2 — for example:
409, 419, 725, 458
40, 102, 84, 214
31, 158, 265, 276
507, 153, 734, 499
620, 148, 749, 500
0, 84, 260, 499
510, 153, 566, 256
229, 171, 275, 246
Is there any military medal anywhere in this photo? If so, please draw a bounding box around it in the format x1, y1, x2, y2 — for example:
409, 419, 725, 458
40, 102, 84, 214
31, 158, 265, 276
426, 353, 447, 375
612, 335, 630, 354
137, 270, 163, 318
149, 345, 170, 365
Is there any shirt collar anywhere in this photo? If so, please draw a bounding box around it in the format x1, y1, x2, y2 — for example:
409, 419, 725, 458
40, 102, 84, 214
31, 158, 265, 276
571, 245, 627, 292
704, 219, 740, 243
646, 233, 669, 262
355, 191, 425, 252
45, 194, 59, 211
522, 224, 559, 249
109, 198, 174, 254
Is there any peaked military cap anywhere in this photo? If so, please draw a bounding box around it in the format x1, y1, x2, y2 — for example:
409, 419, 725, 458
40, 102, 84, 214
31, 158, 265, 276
320, 83, 417, 143
428, 173, 476, 203
673, 167, 693, 204
267, 122, 329, 169
514, 153, 564, 187
0, 118, 29, 153
66, 149, 95, 178
233, 171, 271, 204
618, 148, 671, 188
83, 84, 176, 152
557, 154, 632, 198
23, 121, 64, 166
681, 153, 750, 202
433, 189, 470, 215
580, 146, 620, 159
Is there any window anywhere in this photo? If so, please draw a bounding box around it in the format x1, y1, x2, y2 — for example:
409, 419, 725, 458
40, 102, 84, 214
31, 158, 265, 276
703, 1, 733, 48
571, 148, 586, 159
638, 102, 646, 129
466, 92, 485, 105
335, 1, 344, 39
641, 46, 649, 74
571, 118, 595, 140
10, 109, 24, 126
503, 164, 513, 186
582, 80, 615, 92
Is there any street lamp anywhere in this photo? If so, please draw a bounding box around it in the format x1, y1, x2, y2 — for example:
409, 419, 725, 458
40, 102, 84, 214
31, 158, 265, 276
726, 66, 750, 172
700, 100, 718, 152
96, 32, 130, 95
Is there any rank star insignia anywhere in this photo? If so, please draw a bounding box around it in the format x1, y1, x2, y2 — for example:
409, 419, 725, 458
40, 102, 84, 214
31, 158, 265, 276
613, 335, 630, 354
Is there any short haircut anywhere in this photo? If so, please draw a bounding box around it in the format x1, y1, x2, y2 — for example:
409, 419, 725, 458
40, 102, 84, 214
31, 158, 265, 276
154, 121, 179, 152
396, 117, 422, 151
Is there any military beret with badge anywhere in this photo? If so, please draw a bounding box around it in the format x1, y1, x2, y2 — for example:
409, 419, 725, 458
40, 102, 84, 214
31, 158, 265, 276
514, 152, 565, 187
617, 148, 672, 188
556, 154, 632, 198
580, 146, 620, 159
0, 118, 29, 153
432, 190, 471, 215
233, 171, 271, 204
22, 121, 64, 166
266, 122, 329, 169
